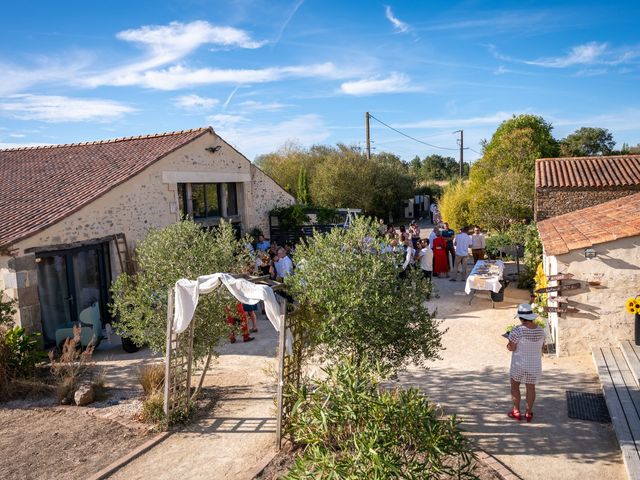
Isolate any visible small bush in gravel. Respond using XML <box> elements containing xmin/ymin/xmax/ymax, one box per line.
<box><xmin>141</xmin><ymin>391</ymin><xmax>165</xmax><ymax>424</ymax></box>
<box><xmin>284</xmin><ymin>355</ymin><xmax>475</xmax><ymax>480</ymax></box>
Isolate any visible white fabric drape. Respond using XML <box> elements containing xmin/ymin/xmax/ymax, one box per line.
<box><xmin>173</xmin><ymin>273</ymin><xmax>282</xmax><ymax>334</ymax></box>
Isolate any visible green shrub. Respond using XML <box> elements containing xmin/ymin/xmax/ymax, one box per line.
<box><xmin>270</xmin><ymin>204</ymin><xmax>311</xmax><ymax>230</ymax></box>
<box><xmin>518</xmin><ymin>224</ymin><xmax>543</xmax><ymax>289</ymax></box>
<box><xmin>284</xmin><ymin>356</ymin><xmax>475</xmax><ymax>479</ymax></box>
<box><xmin>110</xmin><ymin>219</ymin><xmax>247</xmax><ymax>362</ymax></box>
<box><xmin>4</xmin><ymin>326</ymin><xmax>43</xmax><ymax>377</ymax></box>
<box><xmin>286</xmin><ymin>217</ymin><xmax>441</xmax><ymax>373</ymax></box>
<box><xmin>485</xmin><ymin>232</ymin><xmax>511</xmax><ymax>259</ymax></box>
<box><xmin>0</xmin><ymin>291</ymin><xmax>43</xmax><ymax>385</ymax></box>
<box><xmin>141</xmin><ymin>391</ymin><xmax>166</xmax><ymax>424</ymax></box>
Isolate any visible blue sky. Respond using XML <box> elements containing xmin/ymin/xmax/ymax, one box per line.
<box><xmin>0</xmin><ymin>0</ymin><xmax>639</xmax><ymax>161</ymax></box>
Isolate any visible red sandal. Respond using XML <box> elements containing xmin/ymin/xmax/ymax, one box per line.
<box><xmin>508</xmin><ymin>409</ymin><xmax>522</xmax><ymax>421</ymax></box>
<box><xmin>525</xmin><ymin>412</ymin><xmax>533</xmax><ymax>423</ymax></box>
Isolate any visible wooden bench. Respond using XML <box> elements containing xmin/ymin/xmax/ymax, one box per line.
<box><xmin>592</xmin><ymin>346</ymin><xmax>640</xmax><ymax>480</ymax></box>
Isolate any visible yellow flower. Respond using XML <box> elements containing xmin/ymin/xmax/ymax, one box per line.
<box><xmin>626</xmin><ymin>298</ymin><xmax>637</xmax><ymax>314</ymax></box>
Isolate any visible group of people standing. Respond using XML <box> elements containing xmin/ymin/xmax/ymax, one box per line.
<box><xmin>231</xmin><ymin>234</ymin><xmax>296</xmax><ymax>343</ymax></box>
<box><xmin>384</xmin><ymin>215</ymin><xmax>486</xmax><ymax>283</ymax></box>
<box><xmin>428</xmin><ymin>223</ymin><xmax>486</xmax><ymax>280</ymax></box>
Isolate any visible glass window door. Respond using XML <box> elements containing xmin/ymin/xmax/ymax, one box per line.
<box><xmin>37</xmin><ymin>243</ymin><xmax>111</xmax><ymax>347</ymax></box>
<box><xmin>37</xmin><ymin>255</ymin><xmax>72</xmax><ymax>346</ymax></box>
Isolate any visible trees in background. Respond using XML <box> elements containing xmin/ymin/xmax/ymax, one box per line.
<box><xmin>257</xmin><ymin>144</ymin><xmax>414</xmax><ymax>220</ymax></box>
<box><xmin>421</xmin><ymin>154</ymin><xmax>468</xmax><ymax>181</ymax></box>
<box><xmin>560</xmin><ymin>127</ymin><xmax>616</xmax><ymax>156</ymax></box>
<box><xmin>441</xmin><ymin>114</ymin><xmax>558</xmax><ymax>231</ymax></box>
<box><xmin>257</xmin><ymin>117</ymin><xmax>636</xmax><ymax>229</ymax></box>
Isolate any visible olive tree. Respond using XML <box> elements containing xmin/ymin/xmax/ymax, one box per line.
<box><xmin>110</xmin><ymin>219</ymin><xmax>249</xmax><ymax>369</ymax></box>
<box><xmin>286</xmin><ymin>217</ymin><xmax>442</xmax><ymax>373</ymax></box>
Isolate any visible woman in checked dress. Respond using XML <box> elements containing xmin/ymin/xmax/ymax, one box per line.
<box><xmin>507</xmin><ymin>303</ymin><xmax>546</xmax><ymax>423</ymax></box>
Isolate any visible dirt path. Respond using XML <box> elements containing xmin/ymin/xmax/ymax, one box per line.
<box><xmin>397</xmin><ymin>264</ymin><xmax>626</xmax><ymax>480</ymax></box>
<box><xmin>110</xmin><ymin>314</ymin><xmax>278</xmax><ymax>480</ymax></box>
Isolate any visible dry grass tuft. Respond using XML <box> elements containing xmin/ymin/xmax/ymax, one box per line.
<box><xmin>49</xmin><ymin>325</ymin><xmax>96</xmax><ymax>404</ymax></box>
<box><xmin>138</xmin><ymin>363</ymin><xmax>164</xmax><ymax>396</ymax></box>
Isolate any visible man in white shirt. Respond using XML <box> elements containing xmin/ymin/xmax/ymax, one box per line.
<box><xmin>400</xmin><ymin>238</ymin><xmax>415</xmax><ymax>278</ymax></box>
<box><xmin>471</xmin><ymin>226</ymin><xmax>486</xmax><ymax>263</ymax></box>
<box><xmin>275</xmin><ymin>247</ymin><xmax>294</xmax><ymax>279</ymax></box>
<box><xmin>451</xmin><ymin>227</ymin><xmax>473</xmax><ymax>281</ymax></box>
<box><xmin>418</xmin><ymin>239</ymin><xmax>433</xmax><ymax>281</ymax></box>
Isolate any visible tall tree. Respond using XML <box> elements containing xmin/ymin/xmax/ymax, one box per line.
<box><xmin>560</xmin><ymin>127</ymin><xmax>616</xmax><ymax>156</ymax></box>
<box><xmin>440</xmin><ymin>114</ymin><xmax>558</xmax><ymax>230</ymax></box>
<box><xmin>296</xmin><ymin>167</ymin><xmax>309</xmax><ymax>204</ymax></box>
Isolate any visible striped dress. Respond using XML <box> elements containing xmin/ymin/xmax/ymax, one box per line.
<box><xmin>509</xmin><ymin>325</ymin><xmax>545</xmax><ymax>384</ymax></box>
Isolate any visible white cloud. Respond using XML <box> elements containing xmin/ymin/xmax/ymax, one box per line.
<box><xmin>490</xmin><ymin>41</ymin><xmax>640</xmax><ymax>69</ymax></box>
<box><xmin>0</xmin><ymin>54</ymin><xmax>92</xmax><ymax>95</ymax></box>
<box><xmin>550</xmin><ymin>109</ymin><xmax>640</xmax><ymax>133</ymax></box>
<box><xmin>211</xmin><ymin>114</ymin><xmax>330</xmax><ymax>159</ymax></box>
<box><xmin>117</xmin><ymin>21</ymin><xmax>264</xmax><ymax>64</ymax></box>
<box><xmin>237</xmin><ymin>100</ymin><xmax>290</xmax><ymax>111</ymax></box>
<box><xmin>206</xmin><ymin>113</ymin><xmax>246</xmax><ymax>128</ymax></box>
<box><xmin>340</xmin><ymin>73</ymin><xmax>416</xmax><ymax>95</ymax></box>
<box><xmin>91</xmin><ymin>62</ymin><xmax>348</xmax><ymax>90</ymax></box>
<box><xmin>82</xmin><ymin>20</ymin><xmax>266</xmax><ymax>88</ymax></box>
<box><xmin>173</xmin><ymin>94</ymin><xmax>219</xmax><ymax>110</ymax></box>
<box><xmin>385</xmin><ymin>6</ymin><xmax>409</xmax><ymax>33</ymax></box>
<box><xmin>525</xmin><ymin>42</ymin><xmax>609</xmax><ymax>68</ymax></box>
<box><xmin>395</xmin><ymin>112</ymin><xmax>514</xmax><ymax>129</ymax></box>
<box><xmin>0</xmin><ymin>94</ymin><xmax>135</xmax><ymax>122</ymax></box>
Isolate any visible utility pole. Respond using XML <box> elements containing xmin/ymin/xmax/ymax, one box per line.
<box><xmin>454</xmin><ymin>129</ymin><xmax>464</xmax><ymax>178</ymax></box>
<box><xmin>365</xmin><ymin>111</ymin><xmax>371</xmax><ymax>160</ymax></box>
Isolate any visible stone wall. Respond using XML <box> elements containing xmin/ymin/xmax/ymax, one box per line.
<box><xmin>535</xmin><ymin>186</ymin><xmax>640</xmax><ymax>221</ymax></box>
<box><xmin>3</xmin><ymin>130</ymin><xmax>294</xmax><ymax>332</ymax></box>
<box><xmin>548</xmin><ymin>236</ymin><xmax>640</xmax><ymax>356</ymax></box>
<box><xmin>247</xmin><ymin>165</ymin><xmax>295</xmax><ymax>236</ymax></box>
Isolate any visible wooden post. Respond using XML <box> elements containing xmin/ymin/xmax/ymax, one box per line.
<box><xmin>163</xmin><ymin>288</ymin><xmax>174</xmax><ymax>417</ymax></box>
<box><xmin>185</xmin><ymin>317</ymin><xmax>195</xmax><ymax>409</ymax></box>
<box><xmin>275</xmin><ymin>295</ymin><xmax>288</xmax><ymax>450</ymax></box>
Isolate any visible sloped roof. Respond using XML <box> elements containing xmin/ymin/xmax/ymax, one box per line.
<box><xmin>535</xmin><ymin>155</ymin><xmax>640</xmax><ymax>188</ymax></box>
<box><xmin>538</xmin><ymin>191</ymin><xmax>640</xmax><ymax>256</ymax></box>
<box><xmin>0</xmin><ymin>128</ymin><xmax>211</xmax><ymax>248</ymax></box>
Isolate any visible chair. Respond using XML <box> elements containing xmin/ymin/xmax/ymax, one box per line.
<box><xmin>54</xmin><ymin>302</ymin><xmax>103</xmax><ymax>348</ymax></box>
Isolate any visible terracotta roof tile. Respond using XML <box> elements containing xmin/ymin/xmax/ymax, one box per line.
<box><xmin>538</xmin><ymin>192</ymin><xmax>640</xmax><ymax>256</ymax></box>
<box><xmin>0</xmin><ymin>128</ymin><xmax>211</xmax><ymax>247</ymax></box>
<box><xmin>535</xmin><ymin>155</ymin><xmax>640</xmax><ymax>188</ymax></box>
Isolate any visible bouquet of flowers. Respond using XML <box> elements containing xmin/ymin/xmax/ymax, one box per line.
<box><xmin>625</xmin><ymin>295</ymin><xmax>640</xmax><ymax>315</ymax></box>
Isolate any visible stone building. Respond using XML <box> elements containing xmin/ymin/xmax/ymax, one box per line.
<box><xmin>537</xmin><ymin>192</ymin><xmax>640</xmax><ymax>355</ymax></box>
<box><xmin>0</xmin><ymin>127</ymin><xmax>294</xmax><ymax>345</ymax></box>
<box><xmin>534</xmin><ymin>155</ymin><xmax>640</xmax><ymax>221</ymax></box>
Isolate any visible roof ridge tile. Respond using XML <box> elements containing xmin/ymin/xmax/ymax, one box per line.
<box><xmin>0</xmin><ymin>127</ymin><xmax>210</xmax><ymax>152</ymax></box>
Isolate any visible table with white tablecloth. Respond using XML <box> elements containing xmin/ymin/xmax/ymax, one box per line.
<box><xmin>465</xmin><ymin>260</ymin><xmax>505</xmax><ymax>296</ymax></box>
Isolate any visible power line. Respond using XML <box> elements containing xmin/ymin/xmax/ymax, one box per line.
<box><xmin>368</xmin><ymin>114</ymin><xmax>461</xmax><ymax>151</ymax></box>
<box><xmin>467</xmin><ymin>147</ymin><xmax>482</xmax><ymax>155</ymax></box>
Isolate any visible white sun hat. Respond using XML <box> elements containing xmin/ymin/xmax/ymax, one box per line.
<box><xmin>515</xmin><ymin>303</ymin><xmax>538</xmax><ymax>321</ymax></box>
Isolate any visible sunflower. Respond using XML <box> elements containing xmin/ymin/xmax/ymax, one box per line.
<box><xmin>626</xmin><ymin>298</ymin><xmax>638</xmax><ymax>315</ymax></box>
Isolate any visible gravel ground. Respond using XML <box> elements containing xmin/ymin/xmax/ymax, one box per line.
<box><xmin>0</xmin><ymin>406</ymin><xmax>150</xmax><ymax>480</ymax></box>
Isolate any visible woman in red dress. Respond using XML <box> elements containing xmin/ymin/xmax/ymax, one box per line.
<box><xmin>432</xmin><ymin>231</ymin><xmax>449</xmax><ymax>277</ymax></box>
